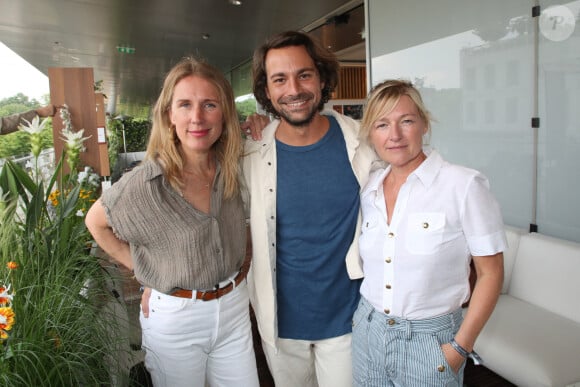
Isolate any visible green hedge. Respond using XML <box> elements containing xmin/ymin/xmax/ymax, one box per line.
<box><xmin>109</xmin><ymin>118</ymin><xmax>150</xmax><ymax>153</ymax></box>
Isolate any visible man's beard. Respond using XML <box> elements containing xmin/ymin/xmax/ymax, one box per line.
<box><xmin>274</xmin><ymin>93</ymin><xmax>319</xmax><ymax>127</ymax></box>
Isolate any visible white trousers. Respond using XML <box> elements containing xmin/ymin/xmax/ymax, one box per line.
<box><xmin>262</xmin><ymin>333</ymin><xmax>353</xmax><ymax>387</ymax></box>
<box><xmin>140</xmin><ymin>281</ymin><xmax>259</xmax><ymax>387</ymax></box>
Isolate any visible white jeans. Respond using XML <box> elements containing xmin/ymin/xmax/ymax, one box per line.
<box><xmin>140</xmin><ymin>281</ymin><xmax>259</xmax><ymax>387</ymax></box>
<box><xmin>262</xmin><ymin>333</ymin><xmax>353</xmax><ymax>387</ymax></box>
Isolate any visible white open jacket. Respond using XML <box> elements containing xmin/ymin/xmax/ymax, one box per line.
<box><xmin>241</xmin><ymin>110</ymin><xmax>378</xmax><ymax>350</ymax></box>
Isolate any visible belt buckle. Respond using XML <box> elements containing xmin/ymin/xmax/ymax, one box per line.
<box><xmin>198</xmin><ymin>284</ymin><xmax>219</xmax><ymax>301</ymax></box>
<box><xmin>197</xmin><ymin>289</ymin><xmax>211</xmax><ymax>301</ymax></box>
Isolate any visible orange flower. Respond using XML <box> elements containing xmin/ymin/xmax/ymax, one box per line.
<box><xmin>0</xmin><ymin>285</ymin><xmax>12</xmax><ymax>305</ymax></box>
<box><xmin>48</xmin><ymin>189</ymin><xmax>61</xmax><ymax>206</ymax></box>
<box><xmin>0</xmin><ymin>306</ymin><xmax>15</xmax><ymax>332</ymax></box>
<box><xmin>79</xmin><ymin>189</ymin><xmax>93</xmax><ymax>200</ymax></box>
<box><xmin>7</xmin><ymin>261</ymin><xmax>18</xmax><ymax>270</ymax></box>
<box><xmin>48</xmin><ymin>329</ymin><xmax>62</xmax><ymax>348</ymax></box>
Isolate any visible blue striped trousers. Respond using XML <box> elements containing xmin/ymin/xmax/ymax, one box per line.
<box><xmin>352</xmin><ymin>296</ymin><xmax>465</xmax><ymax>387</ymax></box>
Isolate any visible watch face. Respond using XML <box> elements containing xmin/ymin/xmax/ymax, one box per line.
<box><xmin>539</xmin><ymin>5</ymin><xmax>576</xmax><ymax>42</ymax></box>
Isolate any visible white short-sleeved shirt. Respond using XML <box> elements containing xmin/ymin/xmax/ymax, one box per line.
<box><xmin>359</xmin><ymin>149</ymin><xmax>507</xmax><ymax>319</ymax></box>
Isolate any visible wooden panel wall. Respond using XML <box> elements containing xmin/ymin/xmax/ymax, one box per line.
<box><xmin>95</xmin><ymin>93</ymin><xmax>110</xmax><ymax>176</ymax></box>
<box><xmin>333</xmin><ymin>66</ymin><xmax>367</xmax><ymax>100</ymax></box>
<box><xmin>48</xmin><ymin>67</ymin><xmax>109</xmax><ymax>176</ymax></box>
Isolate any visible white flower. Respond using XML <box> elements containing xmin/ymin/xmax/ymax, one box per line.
<box><xmin>77</xmin><ymin>166</ymin><xmax>100</xmax><ymax>188</ymax></box>
<box><xmin>60</xmin><ymin>104</ymin><xmax>72</xmax><ymax>131</ymax></box>
<box><xmin>77</xmin><ymin>168</ymin><xmax>89</xmax><ymax>184</ymax></box>
<box><xmin>76</xmin><ymin>210</ymin><xmax>85</xmax><ymax>217</ymax></box>
<box><xmin>61</xmin><ymin>127</ymin><xmax>91</xmax><ymax>153</ymax></box>
<box><xmin>18</xmin><ymin>115</ymin><xmax>49</xmax><ymax>135</ymax></box>
<box><xmin>20</xmin><ymin>115</ymin><xmax>49</xmax><ymax>158</ymax></box>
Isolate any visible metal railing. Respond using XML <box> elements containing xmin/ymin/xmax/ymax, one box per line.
<box><xmin>0</xmin><ymin>148</ymin><xmax>56</xmax><ymax>182</ymax></box>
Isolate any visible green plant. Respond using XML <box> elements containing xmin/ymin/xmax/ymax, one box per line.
<box><xmin>235</xmin><ymin>97</ymin><xmax>258</xmax><ymax>121</ymax></box>
<box><xmin>0</xmin><ymin>115</ymin><xmax>130</xmax><ymax>386</ymax></box>
<box><xmin>0</xmin><ymin>97</ymin><xmax>54</xmax><ymax>159</ymax></box>
<box><xmin>123</xmin><ymin>119</ymin><xmax>150</xmax><ymax>153</ymax></box>
<box><xmin>106</xmin><ymin>116</ymin><xmax>122</xmax><ymax>171</ymax></box>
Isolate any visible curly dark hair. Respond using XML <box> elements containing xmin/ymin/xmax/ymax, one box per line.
<box><xmin>252</xmin><ymin>31</ymin><xmax>339</xmax><ymax>117</ymax></box>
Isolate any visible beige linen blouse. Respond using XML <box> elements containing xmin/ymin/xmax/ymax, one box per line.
<box><xmin>101</xmin><ymin>160</ymin><xmax>246</xmax><ymax>293</ymax></box>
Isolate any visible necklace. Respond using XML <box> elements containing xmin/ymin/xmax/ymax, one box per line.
<box><xmin>182</xmin><ymin>169</ymin><xmax>214</xmax><ymax>191</ymax></box>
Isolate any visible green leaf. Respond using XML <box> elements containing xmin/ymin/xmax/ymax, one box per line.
<box><xmin>0</xmin><ymin>160</ymin><xmax>34</xmax><ymax>207</ymax></box>
<box><xmin>60</xmin><ymin>184</ymin><xmax>81</xmax><ymax>220</ymax></box>
<box><xmin>25</xmin><ymin>181</ymin><xmax>45</xmax><ymax>239</ymax></box>
<box><xmin>6</xmin><ymin>159</ymin><xmax>37</xmax><ymax>193</ymax></box>
<box><xmin>44</xmin><ymin>153</ymin><xmax>65</xmax><ymax>204</ymax></box>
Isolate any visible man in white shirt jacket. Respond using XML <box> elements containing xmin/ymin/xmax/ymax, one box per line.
<box><xmin>242</xmin><ymin>30</ymin><xmax>376</xmax><ymax>387</ymax></box>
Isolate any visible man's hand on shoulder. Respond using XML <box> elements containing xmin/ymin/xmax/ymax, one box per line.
<box><xmin>36</xmin><ymin>104</ymin><xmax>57</xmax><ymax>118</ymax></box>
<box><xmin>241</xmin><ymin>113</ymin><xmax>270</xmax><ymax>141</ymax></box>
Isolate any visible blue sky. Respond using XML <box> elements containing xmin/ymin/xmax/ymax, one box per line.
<box><xmin>0</xmin><ymin>42</ymin><xmax>49</xmax><ymax>102</ymax></box>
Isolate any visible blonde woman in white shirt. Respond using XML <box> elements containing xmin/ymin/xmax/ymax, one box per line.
<box><xmin>352</xmin><ymin>79</ymin><xmax>506</xmax><ymax>387</ymax></box>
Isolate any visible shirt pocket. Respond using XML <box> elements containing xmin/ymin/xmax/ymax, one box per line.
<box><xmin>361</xmin><ymin>215</ymin><xmax>380</xmax><ymax>233</ymax></box>
<box><xmin>359</xmin><ymin>215</ymin><xmax>381</xmax><ymax>257</ymax></box>
<box><xmin>405</xmin><ymin>212</ymin><xmax>446</xmax><ymax>255</ymax></box>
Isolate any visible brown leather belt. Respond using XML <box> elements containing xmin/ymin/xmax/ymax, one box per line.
<box><xmin>170</xmin><ymin>266</ymin><xmax>248</xmax><ymax>301</ymax></box>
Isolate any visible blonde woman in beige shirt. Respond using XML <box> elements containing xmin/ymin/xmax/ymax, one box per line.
<box><xmin>85</xmin><ymin>57</ymin><xmax>259</xmax><ymax>387</ymax></box>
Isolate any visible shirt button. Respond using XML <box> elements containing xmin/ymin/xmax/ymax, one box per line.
<box><xmin>437</xmin><ymin>365</ymin><xmax>445</xmax><ymax>372</ymax></box>
<box><xmin>387</xmin><ymin>318</ymin><xmax>395</xmax><ymax>325</ymax></box>
<box><xmin>423</xmin><ymin>222</ymin><xmax>429</xmax><ymax>229</ymax></box>
<box><xmin>385</xmin><ymin>284</ymin><xmax>391</xmax><ymax>289</ymax></box>
<box><xmin>385</xmin><ymin>257</ymin><xmax>391</xmax><ymax>263</ymax></box>
<box><xmin>388</xmin><ymin>232</ymin><xmax>394</xmax><ymax>238</ymax></box>
<box><xmin>384</xmin><ymin>309</ymin><xmax>390</xmax><ymax>314</ymax></box>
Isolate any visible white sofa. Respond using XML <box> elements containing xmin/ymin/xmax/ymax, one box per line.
<box><xmin>469</xmin><ymin>226</ymin><xmax>580</xmax><ymax>387</ymax></box>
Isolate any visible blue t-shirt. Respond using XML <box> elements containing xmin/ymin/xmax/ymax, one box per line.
<box><xmin>275</xmin><ymin>115</ymin><xmax>361</xmax><ymax>340</ymax></box>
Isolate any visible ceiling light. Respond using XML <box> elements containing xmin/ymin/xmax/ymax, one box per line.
<box><xmin>228</xmin><ymin>0</ymin><xmax>242</xmax><ymax>5</ymax></box>
<box><xmin>202</xmin><ymin>33</ymin><xmax>210</xmax><ymax>40</ymax></box>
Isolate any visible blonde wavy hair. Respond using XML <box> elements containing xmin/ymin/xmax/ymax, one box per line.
<box><xmin>145</xmin><ymin>57</ymin><xmax>242</xmax><ymax>198</ymax></box>
<box><xmin>360</xmin><ymin>79</ymin><xmax>432</xmax><ymax>145</ymax></box>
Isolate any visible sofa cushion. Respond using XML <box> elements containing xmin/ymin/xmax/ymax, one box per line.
<box><xmin>509</xmin><ymin>232</ymin><xmax>580</xmax><ymax>323</ymax></box>
<box><xmin>475</xmin><ymin>295</ymin><xmax>580</xmax><ymax>387</ymax></box>
<box><xmin>501</xmin><ymin>226</ymin><xmax>525</xmax><ymax>294</ymax></box>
